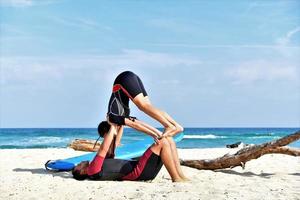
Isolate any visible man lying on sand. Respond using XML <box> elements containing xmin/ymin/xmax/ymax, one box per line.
<box><xmin>72</xmin><ymin>71</ymin><xmax>188</xmax><ymax>182</ymax></box>
<box><xmin>72</xmin><ymin>124</ymin><xmax>186</xmax><ymax>181</ymax></box>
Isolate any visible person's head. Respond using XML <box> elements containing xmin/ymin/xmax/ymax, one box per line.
<box><xmin>98</xmin><ymin>121</ymin><xmax>111</xmax><ymax>137</ymax></box>
<box><xmin>72</xmin><ymin>161</ymin><xmax>89</xmax><ymax>180</ymax></box>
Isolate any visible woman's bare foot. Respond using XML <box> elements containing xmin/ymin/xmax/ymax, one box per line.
<box><xmin>163</xmin><ymin>125</ymin><xmax>177</xmax><ymax>136</ymax></box>
<box><xmin>164</xmin><ymin>124</ymin><xmax>184</xmax><ymax>137</ymax></box>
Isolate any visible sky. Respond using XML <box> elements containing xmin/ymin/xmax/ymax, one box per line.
<box><xmin>0</xmin><ymin>0</ymin><xmax>299</xmax><ymax>128</ymax></box>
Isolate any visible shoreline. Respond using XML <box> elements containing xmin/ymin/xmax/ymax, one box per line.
<box><xmin>0</xmin><ymin>148</ymin><xmax>299</xmax><ymax>200</ymax></box>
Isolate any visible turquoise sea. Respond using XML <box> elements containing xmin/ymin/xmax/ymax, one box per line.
<box><xmin>0</xmin><ymin>128</ymin><xmax>299</xmax><ymax>149</ymax></box>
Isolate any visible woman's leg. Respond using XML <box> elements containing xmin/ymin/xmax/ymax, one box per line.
<box><xmin>145</xmin><ymin>96</ymin><xmax>184</xmax><ymax>136</ymax></box>
<box><xmin>125</xmin><ymin>118</ymin><xmax>161</xmax><ymax>143</ymax></box>
<box><xmin>134</xmin><ymin>119</ymin><xmax>163</xmax><ymax>136</ymax></box>
<box><xmin>133</xmin><ymin>94</ymin><xmax>182</xmax><ymax>136</ymax></box>
<box><xmin>150</xmin><ymin>138</ymin><xmax>183</xmax><ymax>182</ymax></box>
<box><xmin>161</xmin><ymin>111</ymin><xmax>184</xmax><ymax>136</ymax></box>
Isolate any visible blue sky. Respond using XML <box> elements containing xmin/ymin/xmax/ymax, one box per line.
<box><xmin>0</xmin><ymin>0</ymin><xmax>299</xmax><ymax>128</ymax></box>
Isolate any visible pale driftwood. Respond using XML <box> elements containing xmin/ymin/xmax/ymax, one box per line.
<box><xmin>68</xmin><ymin>139</ymin><xmax>100</xmax><ymax>152</ymax></box>
<box><xmin>180</xmin><ymin>130</ymin><xmax>300</xmax><ymax>170</ymax></box>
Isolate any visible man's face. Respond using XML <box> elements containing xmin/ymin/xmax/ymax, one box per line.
<box><xmin>74</xmin><ymin>161</ymin><xmax>89</xmax><ymax>174</ymax></box>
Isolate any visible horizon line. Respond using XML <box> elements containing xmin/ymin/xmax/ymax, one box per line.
<box><xmin>1</xmin><ymin>127</ymin><xmax>299</xmax><ymax>129</ymax></box>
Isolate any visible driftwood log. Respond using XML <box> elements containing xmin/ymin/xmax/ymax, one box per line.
<box><xmin>180</xmin><ymin>130</ymin><xmax>300</xmax><ymax>170</ymax></box>
<box><xmin>68</xmin><ymin>139</ymin><xmax>100</xmax><ymax>152</ymax></box>
<box><xmin>68</xmin><ymin>130</ymin><xmax>300</xmax><ymax>170</ymax></box>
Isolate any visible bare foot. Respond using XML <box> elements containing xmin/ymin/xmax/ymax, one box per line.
<box><xmin>181</xmin><ymin>176</ymin><xmax>191</xmax><ymax>182</ymax></box>
<box><xmin>172</xmin><ymin>178</ymin><xmax>186</xmax><ymax>182</ymax></box>
<box><xmin>163</xmin><ymin>125</ymin><xmax>177</xmax><ymax>137</ymax></box>
<box><xmin>164</xmin><ymin>124</ymin><xmax>184</xmax><ymax>137</ymax></box>
<box><xmin>175</xmin><ymin>124</ymin><xmax>184</xmax><ymax>134</ymax></box>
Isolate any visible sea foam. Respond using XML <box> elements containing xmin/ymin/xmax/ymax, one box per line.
<box><xmin>183</xmin><ymin>134</ymin><xmax>227</xmax><ymax>139</ymax></box>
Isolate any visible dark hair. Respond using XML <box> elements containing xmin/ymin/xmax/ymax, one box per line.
<box><xmin>98</xmin><ymin>121</ymin><xmax>111</xmax><ymax>137</ymax></box>
<box><xmin>72</xmin><ymin>168</ymin><xmax>88</xmax><ymax>181</ymax></box>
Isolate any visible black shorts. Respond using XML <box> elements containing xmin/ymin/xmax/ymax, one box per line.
<box><xmin>121</xmin><ymin>147</ymin><xmax>163</xmax><ymax>181</ymax></box>
<box><xmin>107</xmin><ymin>71</ymin><xmax>147</xmax><ymax>125</ymax></box>
<box><xmin>108</xmin><ymin>114</ymin><xmax>136</xmax><ymax>126</ymax></box>
<box><xmin>113</xmin><ymin>71</ymin><xmax>148</xmax><ymax>99</ymax></box>
<box><xmin>88</xmin><ymin>159</ymin><xmax>137</xmax><ymax>181</ymax></box>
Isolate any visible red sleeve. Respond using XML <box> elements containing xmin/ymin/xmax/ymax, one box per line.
<box><xmin>87</xmin><ymin>155</ymin><xmax>104</xmax><ymax>176</ymax></box>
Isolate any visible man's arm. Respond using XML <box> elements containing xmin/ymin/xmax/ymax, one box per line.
<box><xmin>87</xmin><ymin>125</ymin><xmax>117</xmax><ymax>176</ymax></box>
<box><xmin>97</xmin><ymin>125</ymin><xmax>117</xmax><ymax>157</ymax></box>
<box><xmin>115</xmin><ymin>126</ymin><xmax>123</xmax><ymax>147</ymax></box>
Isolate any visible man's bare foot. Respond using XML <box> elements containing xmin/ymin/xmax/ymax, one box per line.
<box><xmin>181</xmin><ymin>176</ymin><xmax>191</xmax><ymax>182</ymax></box>
<box><xmin>172</xmin><ymin>178</ymin><xmax>186</xmax><ymax>182</ymax></box>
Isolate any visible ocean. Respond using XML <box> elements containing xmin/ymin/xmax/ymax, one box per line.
<box><xmin>0</xmin><ymin>128</ymin><xmax>299</xmax><ymax>149</ymax></box>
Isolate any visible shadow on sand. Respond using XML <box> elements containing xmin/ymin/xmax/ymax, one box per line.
<box><xmin>13</xmin><ymin>168</ymin><xmax>73</xmax><ymax>179</ymax></box>
<box><xmin>215</xmin><ymin>169</ymin><xmax>299</xmax><ymax>178</ymax></box>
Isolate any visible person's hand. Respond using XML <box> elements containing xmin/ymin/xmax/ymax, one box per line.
<box><xmin>153</xmin><ymin>135</ymin><xmax>160</xmax><ymax>145</ymax></box>
<box><xmin>157</xmin><ymin>134</ymin><xmax>164</xmax><ymax>140</ymax></box>
<box><xmin>162</xmin><ymin>132</ymin><xmax>173</xmax><ymax>138</ymax></box>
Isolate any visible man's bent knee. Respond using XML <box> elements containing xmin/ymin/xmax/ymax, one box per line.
<box><xmin>150</xmin><ymin>143</ymin><xmax>162</xmax><ymax>155</ymax></box>
<box><xmin>160</xmin><ymin>137</ymin><xmax>170</xmax><ymax>147</ymax></box>
<box><xmin>166</xmin><ymin>136</ymin><xmax>175</xmax><ymax>144</ymax></box>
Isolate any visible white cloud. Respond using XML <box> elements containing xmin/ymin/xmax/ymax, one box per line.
<box><xmin>276</xmin><ymin>26</ymin><xmax>300</xmax><ymax>46</ymax></box>
<box><xmin>48</xmin><ymin>16</ymin><xmax>112</xmax><ymax>31</ymax></box>
<box><xmin>0</xmin><ymin>49</ymin><xmax>202</xmax><ymax>87</ymax></box>
<box><xmin>0</xmin><ymin>0</ymin><xmax>32</xmax><ymax>7</ymax></box>
<box><xmin>148</xmin><ymin>43</ymin><xmax>300</xmax><ymax>49</ymax></box>
<box><xmin>0</xmin><ymin>0</ymin><xmax>56</xmax><ymax>7</ymax></box>
<box><xmin>226</xmin><ymin>60</ymin><xmax>299</xmax><ymax>85</ymax></box>
<box><xmin>273</xmin><ymin>27</ymin><xmax>300</xmax><ymax>57</ymax></box>
<box><xmin>49</xmin><ymin>16</ymin><xmax>96</xmax><ymax>29</ymax></box>
<box><xmin>148</xmin><ymin>18</ymin><xmax>194</xmax><ymax>33</ymax></box>
<box><xmin>0</xmin><ymin>57</ymin><xmax>62</xmax><ymax>87</ymax></box>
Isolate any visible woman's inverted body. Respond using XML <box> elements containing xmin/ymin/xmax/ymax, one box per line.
<box><xmin>107</xmin><ymin>71</ymin><xmax>183</xmax><ymax>137</ymax></box>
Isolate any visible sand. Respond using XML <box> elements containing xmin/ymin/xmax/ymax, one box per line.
<box><xmin>0</xmin><ymin>148</ymin><xmax>299</xmax><ymax>200</ymax></box>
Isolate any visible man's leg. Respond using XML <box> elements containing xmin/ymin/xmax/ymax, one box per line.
<box><xmin>165</xmin><ymin>136</ymin><xmax>189</xmax><ymax>180</ymax></box>
<box><xmin>150</xmin><ymin>138</ymin><xmax>183</xmax><ymax>182</ymax></box>
<box><xmin>133</xmin><ymin>94</ymin><xmax>181</xmax><ymax>136</ymax></box>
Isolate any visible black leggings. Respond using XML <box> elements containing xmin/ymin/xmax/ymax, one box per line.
<box><xmin>113</xmin><ymin>71</ymin><xmax>148</xmax><ymax>99</ymax></box>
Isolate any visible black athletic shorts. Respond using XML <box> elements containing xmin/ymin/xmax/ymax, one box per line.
<box><xmin>88</xmin><ymin>159</ymin><xmax>137</xmax><ymax>181</ymax></box>
<box><xmin>121</xmin><ymin>147</ymin><xmax>163</xmax><ymax>181</ymax></box>
<box><xmin>107</xmin><ymin>71</ymin><xmax>148</xmax><ymax>125</ymax></box>
<box><xmin>113</xmin><ymin>71</ymin><xmax>148</xmax><ymax>99</ymax></box>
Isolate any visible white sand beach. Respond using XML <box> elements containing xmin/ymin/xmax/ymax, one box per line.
<box><xmin>0</xmin><ymin>148</ymin><xmax>299</xmax><ymax>200</ymax></box>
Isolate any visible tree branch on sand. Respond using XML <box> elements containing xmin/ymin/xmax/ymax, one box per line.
<box><xmin>180</xmin><ymin>130</ymin><xmax>300</xmax><ymax>170</ymax></box>
<box><xmin>68</xmin><ymin>139</ymin><xmax>100</xmax><ymax>152</ymax></box>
